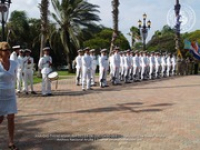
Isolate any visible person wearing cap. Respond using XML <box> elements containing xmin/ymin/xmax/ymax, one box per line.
<box><xmin>149</xmin><ymin>51</ymin><xmax>156</xmax><ymax>79</ymax></box>
<box><xmin>123</xmin><ymin>50</ymin><xmax>131</xmax><ymax>83</ymax></box>
<box><xmin>146</xmin><ymin>51</ymin><xmax>150</xmax><ymax>79</ymax></box>
<box><xmin>81</xmin><ymin>47</ymin><xmax>93</xmax><ymax>91</ymax></box>
<box><xmin>99</xmin><ymin>49</ymin><xmax>109</xmax><ymax>88</ymax></box>
<box><xmin>75</xmin><ymin>49</ymin><xmax>83</xmax><ymax>86</ymax></box>
<box><xmin>23</xmin><ymin>49</ymin><xmax>36</xmax><ymax>94</ymax></box>
<box><xmin>38</xmin><ymin>47</ymin><xmax>52</xmax><ymax>96</ymax></box>
<box><xmin>89</xmin><ymin>49</ymin><xmax>97</xmax><ymax>86</ymax></box>
<box><xmin>10</xmin><ymin>45</ymin><xmax>20</xmax><ymax>62</ymax></box>
<box><xmin>155</xmin><ymin>52</ymin><xmax>160</xmax><ymax>78</ymax></box>
<box><xmin>16</xmin><ymin>49</ymin><xmax>25</xmax><ymax>93</ymax></box>
<box><xmin>129</xmin><ymin>51</ymin><xmax>134</xmax><ymax>81</ymax></box>
<box><xmin>112</xmin><ymin>47</ymin><xmax>121</xmax><ymax>85</ymax></box>
<box><xmin>119</xmin><ymin>51</ymin><xmax>125</xmax><ymax>81</ymax></box>
<box><xmin>0</xmin><ymin>42</ymin><xmax>20</xmax><ymax>150</ymax></box>
<box><xmin>140</xmin><ymin>51</ymin><xmax>147</xmax><ymax>80</ymax></box>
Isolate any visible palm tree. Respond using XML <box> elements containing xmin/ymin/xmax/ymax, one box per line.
<box><xmin>51</xmin><ymin>0</ymin><xmax>100</xmax><ymax>72</ymax></box>
<box><xmin>39</xmin><ymin>0</ymin><xmax>49</xmax><ymax>58</ymax></box>
<box><xmin>129</xmin><ymin>26</ymin><xmax>141</xmax><ymax>49</ymax></box>
<box><xmin>109</xmin><ymin>0</ymin><xmax>120</xmax><ymax>55</ymax></box>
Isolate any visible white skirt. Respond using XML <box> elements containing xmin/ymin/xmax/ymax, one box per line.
<box><xmin>0</xmin><ymin>98</ymin><xmax>17</xmax><ymax>116</ymax></box>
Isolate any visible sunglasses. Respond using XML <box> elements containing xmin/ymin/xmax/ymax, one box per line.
<box><xmin>0</xmin><ymin>49</ymin><xmax>11</xmax><ymax>51</ymax></box>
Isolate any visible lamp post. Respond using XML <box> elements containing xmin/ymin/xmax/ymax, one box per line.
<box><xmin>0</xmin><ymin>0</ymin><xmax>11</xmax><ymax>41</ymax></box>
<box><xmin>138</xmin><ymin>13</ymin><xmax>151</xmax><ymax>50</ymax></box>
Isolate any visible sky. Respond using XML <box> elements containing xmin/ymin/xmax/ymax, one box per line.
<box><xmin>8</xmin><ymin>0</ymin><xmax>200</xmax><ymax>43</ymax></box>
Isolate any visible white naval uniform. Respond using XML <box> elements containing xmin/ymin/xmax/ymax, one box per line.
<box><xmin>149</xmin><ymin>55</ymin><xmax>155</xmax><ymax>79</ymax></box>
<box><xmin>161</xmin><ymin>56</ymin><xmax>167</xmax><ymax>77</ymax></box>
<box><xmin>166</xmin><ymin>56</ymin><xmax>172</xmax><ymax>77</ymax></box>
<box><xmin>140</xmin><ymin>55</ymin><xmax>147</xmax><ymax>80</ymax></box>
<box><xmin>120</xmin><ymin>55</ymin><xmax>125</xmax><ymax>80</ymax></box>
<box><xmin>133</xmin><ymin>55</ymin><xmax>140</xmax><ymax>81</ymax></box>
<box><xmin>113</xmin><ymin>53</ymin><xmax>121</xmax><ymax>84</ymax></box>
<box><xmin>155</xmin><ymin>56</ymin><xmax>159</xmax><ymax>78</ymax></box>
<box><xmin>171</xmin><ymin>56</ymin><xmax>176</xmax><ymax>76</ymax></box>
<box><xmin>90</xmin><ymin>55</ymin><xmax>97</xmax><ymax>85</ymax></box>
<box><xmin>38</xmin><ymin>55</ymin><xmax>52</xmax><ymax>95</ymax></box>
<box><xmin>99</xmin><ymin>55</ymin><xmax>109</xmax><ymax>87</ymax></box>
<box><xmin>81</xmin><ymin>53</ymin><xmax>92</xmax><ymax>90</ymax></box>
<box><xmin>109</xmin><ymin>55</ymin><xmax>114</xmax><ymax>80</ymax></box>
<box><xmin>75</xmin><ymin>55</ymin><xmax>82</xmax><ymax>85</ymax></box>
<box><xmin>124</xmin><ymin>55</ymin><xmax>131</xmax><ymax>82</ymax></box>
<box><xmin>23</xmin><ymin>56</ymin><xmax>34</xmax><ymax>92</ymax></box>
<box><xmin>16</xmin><ymin>56</ymin><xmax>25</xmax><ymax>92</ymax></box>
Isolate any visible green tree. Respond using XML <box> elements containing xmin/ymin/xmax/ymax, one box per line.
<box><xmin>51</xmin><ymin>0</ymin><xmax>100</xmax><ymax>72</ymax></box>
<box><xmin>129</xmin><ymin>26</ymin><xmax>141</xmax><ymax>49</ymax></box>
<box><xmin>83</xmin><ymin>28</ymin><xmax>130</xmax><ymax>51</ymax></box>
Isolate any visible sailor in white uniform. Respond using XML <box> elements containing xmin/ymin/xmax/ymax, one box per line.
<box><xmin>16</xmin><ymin>49</ymin><xmax>25</xmax><ymax>93</ymax></box>
<box><xmin>10</xmin><ymin>45</ymin><xmax>20</xmax><ymax>63</ymax></box>
<box><xmin>38</xmin><ymin>47</ymin><xmax>52</xmax><ymax>96</ymax></box>
<box><xmin>133</xmin><ymin>50</ymin><xmax>140</xmax><ymax>81</ymax></box>
<box><xmin>112</xmin><ymin>47</ymin><xmax>121</xmax><ymax>85</ymax></box>
<box><xmin>140</xmin><ymin>51</ymin><xmax>147</xmax><ymax>80</ymax></box>
<box><xmin>99</xmin><ymin>49</ymin><xmax>109</xmax><ymax>88</ymax></box>
<box><xmin>166</xmin><ymin>53</ymin><xmax>172</xmax><ymax>77</ymax></box>
<box><xmin>23</xmin><ymin>49</ymin><xmax>36</xmax><ymax>94</ymax></box>
<box><xmin>119</xmin><ymin>51</ymin><xmax>124</xmax><ymax>81</ymax></box>
<box><xmin>90</xmin><ymin>49</ymin><xmax>97</xmax><ymax>86</ymax></box>
<box><xmin>75</xmin><ymin>49</ymin><xmax>83</xmax><ymax>86</ymax></box>
<box><xmin>81</xmin><ymin>47</ymin><xmax>92</xmax><ymax>91</ymax></box>
<box><xmin>161</xmin><ymin>52</ymin><xmax>167</xmax><ymax>77</ymax></box>
<box><xmin>149</xmin><ymin>51</ymin><xmax>156</xmax><ymax>79</ymax></box>
<box><xmin>171</xmin><ymin>53</ymin><xmax>177</xmax><ymax>76</ymax></box>
<box><xmin>109</xmin><ymin>51</ymin><xmax>114</xmax><ymax>81</ymax></box>
<box><xmin>124</xmin><ymin>50</ymin><xmax>131</xmax><ymax>83</ymax></box>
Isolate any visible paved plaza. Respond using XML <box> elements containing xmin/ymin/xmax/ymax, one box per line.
<box><xmin>0</xmin><ymin>75</ymin><xmax>200</xmax><ymax>150</ymax></box>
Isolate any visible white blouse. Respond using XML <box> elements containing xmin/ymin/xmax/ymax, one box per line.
<box><xmin>0</xmin><ymin>60</ymin><xmax>18</xmax><ymax>100</ymax></box>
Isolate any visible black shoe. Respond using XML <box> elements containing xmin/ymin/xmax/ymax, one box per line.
<box><xmin>82</xmin><ymin>89</ymin><xmax>86</xmax><ymax>91</ymax></box>
<box><xmin>87</xmin><ymin>88</ymin><xmax>93</xmax><ymax>90</ymax></box>
<box><xmin>47</xmin><ymin>93</ymin><xmax>53</xmax><ymax>96</ymax></box>
<box><xmin>25</xmin><ymin>92</ymin><xmax>29</xmax><ymax>95</ymax></box>
<box><xmin>31</xmin><ymin>91</ymin><xmax>37</xmax><ymax>94</ymax></box>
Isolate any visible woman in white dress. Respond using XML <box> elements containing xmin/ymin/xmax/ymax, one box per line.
<box><xmin>0</xmin><ymin>42</ymin><xmax>19</xmax><ymax>150</ymax></box>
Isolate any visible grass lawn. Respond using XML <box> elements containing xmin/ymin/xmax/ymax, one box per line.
<box><xmin>33</xmin><ymin>71</ymin><xmax>75</xmax><ymax>84</ymax></box>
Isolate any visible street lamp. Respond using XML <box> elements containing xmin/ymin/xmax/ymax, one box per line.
<box><xmin>138</xmin><ymin>13</ymin><xmax>151</xmax><ymax>50</ymax></box>
<box><xmin>0</xmin><ymin>0</ymin><xmax>11</xmax><ymax>41</ymax></box>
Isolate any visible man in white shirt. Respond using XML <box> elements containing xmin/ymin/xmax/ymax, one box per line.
<box><xmin>90</xmin><ymin>49</ymin><xmax>97</xmax><ymax>86</ymax></box>
<box><xmin>38</xmin><ymin>47</ymin><xmax>52</xmax><ymax>96</ymax></box>
<box><xmin>124</xmin><ymin>50</ymin><xmax>131</xmax><ymax>83</ymax></box>
<box><xmin>16</xmin><ymin>49</ymin><xmax>25</xmax><ymax>93</ymax></box>
<box><xmin>161</xmin><ymin>52</ymin><xmax>167</xmax><ymax>77</ymax></box>
<box><xmin>75</xmin><ymin>49</ymin><xmax>83</xmax><ymax>86</ymax></box>
<box><xmin>23</xmin><ymin>49</ymin><xmax>36</xmax><ymax>94</ymax></box>
<box><xmin>119</xmin><ymin>51</ymin><xmax>125</xmax><ymax>81</ymax></box>
<box><xmin>133</xmin><ymin>50</ymin><xmax>140</xmax><ymax>81</ymax></box>
<box><xmin>171</xmin><ymin>53</ymin><xmax>177</xmax><ymax>76</ymax></box>
<box><xmin>10</xmin><ymin>45</ymin><xmax>20</xmax><ymax>62</ymax></box>
<box><xmin>149</xmin><ymin>51</ymin><xmax>156</xmax><ymax>79</ymax></box>
<box><xmin>99</xmin><ymin>49</ymin><xmax>109</xmax><ymax>88</ymax></box>
<box><xmin>81</xmin><ymin>47</ymin><xmax>92</xmax><ymax>91</ymax></box>
<box><xmin>112</xmin><ymin>47</ymin><xmax>121</xmax><ymax>85</ymax></box>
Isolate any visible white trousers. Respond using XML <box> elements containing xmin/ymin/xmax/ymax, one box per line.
<box><xmin>42</xmin><ymin>73</ymin><xmax>51</xmax><ymax>95</ymax></box>
<box><xmin>91</xmin><ymin>67</ymin><xmax>96</xmax><ymax>85</ymax></box>
<box><xmin>133</xmin><ymin>66</ymin><xmax>140</xmax><ymax>80</ymax></box>
<box><xmin>99</xmin><ymin>69</ymin><xmax>107</xmax><ymax>87</ymax></box>
<box><xmin>149</xmin><ymin>65</ymin><xmax>155</xmax><ymax>79</ymax></box>
<box><xmin>76</xmin><ymin>68</ymin><xmax>81</xmax><ymax>85</ymax></box>
<box><xmin>82</xmin><ymin>68</ymin><xmax>91</xmax><ymax>90</ymax></box>
<box><xmin>23</xmin><ymin>69</ymin><xmax>34</xmax><ymax>92</ymax></box>
<box><xmin>113</xmin><ymin>67</ymin><xmax>120</xmax><ymax>84</ymax></box>
<box><xmin>141</xmin><ymin>66</ymin><xmax>147</xmax><ymax>80</ymax></box>
<box><xmin>17</xmin><ymin>69</ymin><xmax>22</xmax><ymax>92</ymax></box>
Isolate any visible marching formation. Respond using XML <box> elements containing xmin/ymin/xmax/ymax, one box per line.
<box><xmin>75</xmin><ymin>47</ymin><xmax>177</xmax><ymax>90</ymax></box>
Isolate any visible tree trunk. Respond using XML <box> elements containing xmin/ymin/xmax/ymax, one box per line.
<box><xmin>109</xmin><ymin>0</ymin><xmax>120</xmax><ymax>55</ymax></box>
<box><xmin>38</xmin><ymin>0</ymin><xmax>49</xmax><ymax>78</ymax></box>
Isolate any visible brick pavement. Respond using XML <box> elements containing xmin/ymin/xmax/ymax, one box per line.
<box><xmin>0</xmin><ymin>76</ymin><xmax>200</xmax><ymax>150</ymax></box>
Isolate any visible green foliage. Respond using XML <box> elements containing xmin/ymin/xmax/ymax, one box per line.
<box><xmin>83</xmin><ymin>28</ymin><xmax>130</xmax><ymax>51</ymax></box>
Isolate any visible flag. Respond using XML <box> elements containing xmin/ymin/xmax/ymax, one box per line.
<box><xmin>184</xmin><ymin>39</ymin><xmax>200</xmax><ymax>60</ymax></box>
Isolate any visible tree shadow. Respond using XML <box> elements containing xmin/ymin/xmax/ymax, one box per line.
<box><xmin>73</xmin><ymin>102</ymin><xmax>174</xmax><ymax>114</ymax></box>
